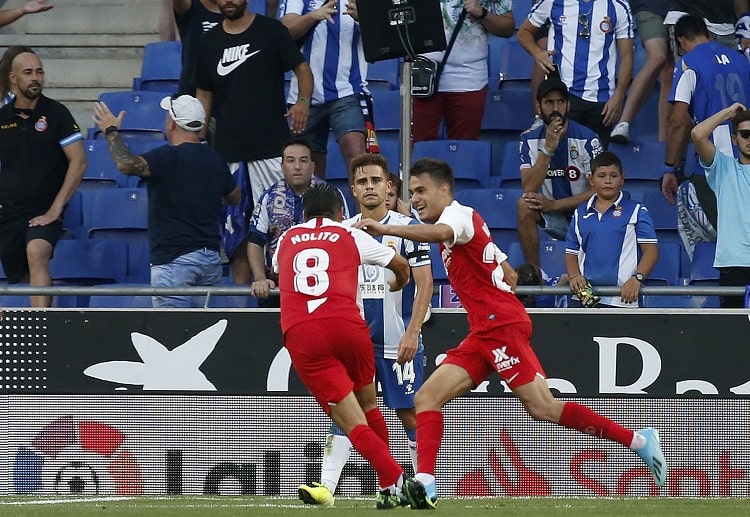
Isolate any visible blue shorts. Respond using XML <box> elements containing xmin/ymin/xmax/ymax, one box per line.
<box><xmin>540</xmin><ymin>210</ymin><xmax>572</xmax><ymax>241</ymax></box>
<box><xmin>151</xmin><ymin>248</ymin><xmax>223</xmax><ymax>308</ymax></box>
<box><xmin>375</xmin><ymin>349</ymin><xmax>424</xmax><ymax>410</ymax></box>
<box><xmin>295</xmin><ymin>94</ymin><xmax>366</xmax><ymax>153</ymax></box>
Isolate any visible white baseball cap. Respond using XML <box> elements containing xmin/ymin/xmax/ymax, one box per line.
<box><xmin>159</xmin><ymin>94</ymin><xmax>205</xmax><ymax>132</ymax></box>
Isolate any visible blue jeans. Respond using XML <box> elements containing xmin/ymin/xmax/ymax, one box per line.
<box><xmin>150</xmin><ymin>248</ymin><xmax>223</xmax><ymax>308</ymax></box>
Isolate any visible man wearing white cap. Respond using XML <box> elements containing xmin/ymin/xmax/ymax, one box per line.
<box><xmin>93</xmin><ymin>94</ymin><xmax>241</xmax><ymax>308</ymax></box>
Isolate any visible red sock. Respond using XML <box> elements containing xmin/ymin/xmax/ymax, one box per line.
<box><xmin>416</xmin><ymin>410</ymin><xmax>443</xmax><ymax>475</ymax></box>
<box><xmin>558</xmin><ymin>402</ymin><xmax>634</xmax><ymax>447</ymax></box>
<box><xmin>348</xmin><ymin>424</ymin><xmax>402</xmax><ymax>487</ymax></box>
<box><xmin>365</xmin><ymin>407</ymin><xmax>389</xmax><ymax>447</ymax></box>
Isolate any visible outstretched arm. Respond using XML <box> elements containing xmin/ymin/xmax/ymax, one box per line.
<box><xmin>354</xmin><ymin>218</ymin><xmax>454</xmax><ymax>244</ymax></box>
<box><xmin>92</xmin><ymin>101</ymin><xmax>151</xmax><ymax>177</ymax></box>
<box><xmin>0</xmin><ymin>1</ymin><xmax>53</xmax><ymax>28</ymax></box>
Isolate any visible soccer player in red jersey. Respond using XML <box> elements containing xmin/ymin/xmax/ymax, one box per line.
<box><xmin>272</xmin><ymin>183</ymin><xmax>414</xmax><ymax>509</ymax></box>
<box><xmin>355</xmin><ymin>158</ymin><xmax>667</xmax><ymax>509</ymax></box>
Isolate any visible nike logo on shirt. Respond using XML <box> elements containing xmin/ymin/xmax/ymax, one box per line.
<box><xmin>217</xmin><ymin>45</ymin><xmax>261</xmax><ymax>76</ymax></box>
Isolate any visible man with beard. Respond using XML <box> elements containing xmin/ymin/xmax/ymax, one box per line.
<box><xmin>516</xmin><ymin>75</ymin><xmax>602</xmax><ymax>268</ymax></box>
<box><xmin>196</xmin><ymin>0</ymin><xmax>313</xmax><ymax>286</ymax></box>
<box><xmin>0</xmin><ymin>50</ymin><xmax>86</xmax><ymax>307</ymax></box>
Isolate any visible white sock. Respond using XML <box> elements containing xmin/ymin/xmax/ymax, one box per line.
<box><xmin>321</xmin><ymin>433</ymin><xmax>352</xmax><ymax>493</ymax></box>
<box><xmin>408</xmin><ymin>439</ymin><xmax>418</xmax><ymax>475</ymax></box>
<box><xmin>415</xmin><ymin>473</ymin><xmax>435</xmax><ymax>486</ymax></box>
<box><xmin>630</xmin><ymin>432</ymin><xmax>646</xmax><ymax>450</ymax></box>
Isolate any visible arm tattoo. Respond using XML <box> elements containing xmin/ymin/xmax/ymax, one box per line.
<box><xmin>106</xmin><ymin>133</ymin><xmax>150</xmax><ymax>176</ymax></box>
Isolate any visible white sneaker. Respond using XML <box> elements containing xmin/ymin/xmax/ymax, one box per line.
<box><xmin>610</xmin><ymin>122</ymin><xmax>630</xmax><ymax>144</ymax></box>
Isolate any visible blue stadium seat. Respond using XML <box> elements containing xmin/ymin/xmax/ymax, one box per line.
<box><xmin>89</xmin><ymin>91</ymin><xmax>168</xmax><ymax>140</ymax></box>
<box><xmin>325</xmin><ymin>133</ymin><xmax>349</xmax><ymax>180</ymax></box>
<box><xmin>84</xmin><ymin>188</ymin><xmax>148</xmax><ymax>237</ymax></box>
<box><xmin>482</xmin><ymin>84</ymin><xmax>534</xmax><ymax>131</ymax></box>
<box><xmin>648</xmin><ymin>240</ymin><xmax>681</xmax><ymax>286</ymax></box>
<box><xmin>496</xmin><ymin>36</ymin><xmax>534</xmax><ymax>85</ymax></box>
<box><xmin>429</xmin><ymin>243</ymin><xmax>447</xmax><ymax>283</ymax></box>
<box><xmin>690</xmin><ymin>241</ymin><xmax>719</xmax><ymax>283</ymax></box>
<box><xmin>366</xmin><ymin>58</ymin><xmax>400</xmax><ymax>91</ymax></box>
<box><xmin>371</xmin><ymin>90</ymin><xmax>401</xmax><ymax>131</ymax></box>
<box><xmin>84</xmin><ymin>189</ymin><xmax>149</xmax><ymax>283</ymax></box>
<box><xmin>513</xmin><ymin>0</ymin><xmax>532</xmax><ymax>28</ymax></box>
<box><xmin>612</xmin><ymin>141</ymin><xmax>664</xmax><ymax>180</ymax></box>
<box><xmin>88</xmin><ymin>293</ymin><xmax>153</xmax><ymax>308</ymax></box>
<box><xmin>455</xmin><ymin>187</ymin><xmax>522</xmax><ymax>251</ymax></box>
<box><xmin>609</xmin><ymin>141</ymin><xmax>663</xmax><ymax>201</ymax></box>
<box><xmin>81</xmin><ymin>140</ymin><xmax>129</xmax><ymax>189</ymax></box>
<box><xmin>378</xmin><ymin>138</ymin><xmax>400</xmax><ymax>173</ymax></box>
<box><xmin>412</xmin><ymin>140</ymin><xmax>492</xmax><ymax>191</ymax></box>
<box><xmin>249</xmin><ymin>0</ymin><xmax>270</xmax><ymax>14</ymax></box>
<box><xmin>506</xmin><ymin>241</ymin><xmax>525</xmax><ymax>268</ymax></box>
<box><xmin>63</xmin><ymin>191</ymin><xmax>84</xmax><ymax>240</ymax></box>
<box><xmin>132</xmin><ymin>41</ymin><xmax>181</xmax><ymax>93</ymax></box>
<box><xmin>50</xmin><ymin>239</ymin><xmax>129</xmax><ymax>285</ymax></box>
<box><xmin>498</xmin><ymin>140</ymin><xmax>522</xmax><ymax>188</ymax></box>
<box><xmin>687</xmin><ymin>241</ymin><xmax>722</xmax><ymax>307</ymax></box>
<box><xmin>539</xmin><ymin>239</ymin><xmax>566</xmax><ymax>279</ymax></box>
<box><xmin>642</xmin><ymin>190</ymin><xmax>677</xmax><ymax>230</ymax></box>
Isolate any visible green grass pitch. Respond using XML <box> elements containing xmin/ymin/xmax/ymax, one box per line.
<box><xmin>0</xmin><ymin>496</ymin><xmax>749</xmax><ymax>516</ymax></box>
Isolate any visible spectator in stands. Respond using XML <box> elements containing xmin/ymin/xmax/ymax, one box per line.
<box><xmin>666</xmin><ymin>1</ymin><xmax>740</xmax><ymax>51</ymax></box>
<box><xmin>0</xmin><ymin>50</ymin><xmax>86</xmax><ymax>308</ymax></box>
<box><xmin>691</xmin><ymin>102</ymin><xmax>750</xmax><ymax>308</ymax></box>
<box><xmin>280</xmin><ymin>0</ymin><xmax>368</xmax><ymax>180</ymax></box>
<box><xmin>411</xmin><ymin>0</ymin><xmax>515</xmax><ymax>143</ymax></box>
<box><xmin>171</xmin><ymin>0</ymin><xmax>223</xmax><ymax>95</ymax></box>
<box><xmin>247</xmin><ymin>138</ymin><xmax>326</xmax><ymax>307</ymax></box>
<box><xmin>565</xmin><ymin>151</ymin><xmax>658</xmax><ymax>308</ymax></box>
<box><xmin>387</xmin><ymin>172</ymin><xmax>413</xmax><ymax>216</ymax></box>
<box><xmin>737</xmin><ymin>0</ymin><xmax>750</xmax><ymax>51</ymax></box>
<box><xmin>160</xmin><ymin>0</ymin><xmax>179</xmax><ymax>41</ymax></box>
<box><xmin>661</xmin><ymin>15</ymin><xmax>750</xmax><ymax>259</ymax></box>
<box><xmin>0</xmin><ymin>1</ymin><xmax>53</xmax><ymax>28</ymax></box>
<box><xmin>518</xmin><ymin>0</ymin><xmax>634</xmax><ymax>148</ymax></box>
<box><xmin>300</xmin><ymin>152</ymin><xmax>433</xmax><ymax>507</ymax></box>
<box><xmin>609</xmin><ymin>1</ymin><xmax>675</xmax><ymax>144</ymax></box>
<box><xmin>92</xmin><ymin>95</ymin><xmax>241</xmax><ymax>308</ymax></box>
<box><xmin>517</xmin><ymin>75</ymin><xmax>602</xmax><ymax>269</ymax></box>
<box><xmin>516</xmin><ymin>262</ymin><xmax>569</xmax><ymax>308</ymax></box>
<box><xmin>0</xmin><ymin>45</ymin><xmax>34</xmax><ymax>106</ymax></box>
<box><xmin>195</xmin><ymin>0</ymin><xmax>313</xmax><ymax>286</ymax></box>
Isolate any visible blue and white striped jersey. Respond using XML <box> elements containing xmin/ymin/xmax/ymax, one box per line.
<box><xmin>280</xmin><ymin>0</ymin><xmax>368</xmax><ymax>105</ymax></box>
<box><xmin>520</xmin><ymin>119</ymin><xmax>603</xmax><ymax>200</ymax></box>
<box><xmin>529</xmin><ymin>0</ymin><xmax>634</xmax><ymax>102</ymax></box>
<box><xmin>344</xmin><ymin>211</ymin><xmax>431</xmax><ymax>360</ymax></box>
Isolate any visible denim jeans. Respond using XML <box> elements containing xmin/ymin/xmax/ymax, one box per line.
<box><xmin>150</xmin><ymin>248</ymin><xmax>223</xmax><ymax>308</ymax></box>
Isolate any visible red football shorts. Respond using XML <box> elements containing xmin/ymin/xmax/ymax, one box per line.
<box><xmin>284</xmin><ymin>317</ymin><xmax>376</xmax><ymax>414</ymax></box>
<box><xmin>441</xmin><ymin>320</ymin><xmax>546</xmax><ymax>390</ymax></box>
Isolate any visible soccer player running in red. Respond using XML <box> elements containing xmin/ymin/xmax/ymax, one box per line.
<box><xmin>272</xmin><ymin>183</ymin><xmax>414</xmax><ymax>509</ymax></box>
<box><xmin>355</xmin><ymin>158</ymin><xmax>667</xmax><ymax>509</ymax></box>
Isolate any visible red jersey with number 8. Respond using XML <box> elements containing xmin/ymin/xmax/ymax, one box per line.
<box><xmin>273</xmin><ymin>217</ymin><xmax>397</xmax><ymax>334</ymax></box>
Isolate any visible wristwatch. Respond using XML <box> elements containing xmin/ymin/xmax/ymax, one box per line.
<box><xmin>632</xmin><ymin>272</ymin><xmax>645</xmax><ymax>283</ymax></box>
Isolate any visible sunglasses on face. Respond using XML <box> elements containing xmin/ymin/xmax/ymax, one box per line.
<box><xmin>735</xmin><ymin>129</ymin><xmax>750</xmax><ymax>139</ymax></box>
